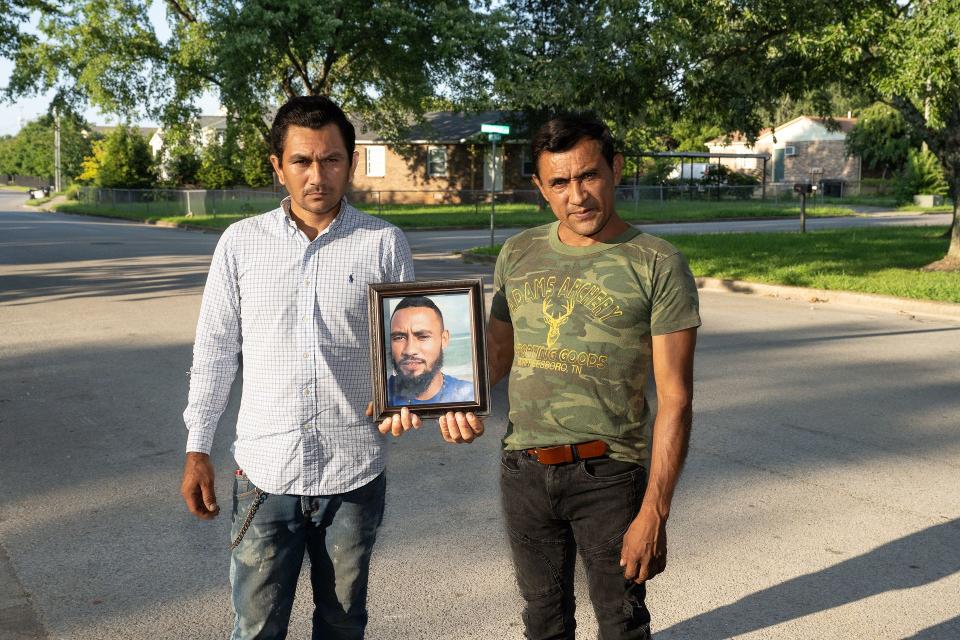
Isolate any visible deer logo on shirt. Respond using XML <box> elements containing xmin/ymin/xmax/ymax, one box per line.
<box><xmin>542</xmin><ymin>297</ymin><xmax>575</xmax><ymax>348</ymax></box>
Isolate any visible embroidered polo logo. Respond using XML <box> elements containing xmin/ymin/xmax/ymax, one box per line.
<box><xmin>542</xmin><ymin>296</ymin><xmax>575</xmax><ymax>348</ymax></box>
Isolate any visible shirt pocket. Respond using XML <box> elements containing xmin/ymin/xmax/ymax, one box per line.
<box><xmin>316</xmin><ymin>263</ymin><xmax>379</xmax><ymax>347</ymax></box>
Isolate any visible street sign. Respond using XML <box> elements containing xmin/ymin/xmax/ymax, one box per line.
<box><xmin>481</xmin><ymin>123</ymin><xmax>510</xmax><ymax>135</ymax></box>
<box><xmin>487</xmin><ymin>133</ymin><xmax>502</xmax><ymax>142</ymax></box>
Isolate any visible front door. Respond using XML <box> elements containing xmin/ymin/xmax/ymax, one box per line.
<box><xmin>773</xmin><ymin>148</ymin><xmax>785</xmax><ymax>182</ymax></box>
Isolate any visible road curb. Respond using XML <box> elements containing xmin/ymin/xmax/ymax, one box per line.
<box><xmin>696</xmin><ymin>277</ymin><xmax>960</xmax><ymax>322</ymax></box>
<box><xmin>461</xmin><ymin>252</ymin><xmax>497</xmax><ymax>264</ymax></box>
<box><xmin>460</xmin><ymin>255</ymin><xmax>960</xmax><ymax>322</ymax></box>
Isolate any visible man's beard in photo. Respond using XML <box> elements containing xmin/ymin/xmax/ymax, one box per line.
<box><xmin>392</xmin><ymin>351</ymin><xmax>444</xmax><ymax>398</ymax></box>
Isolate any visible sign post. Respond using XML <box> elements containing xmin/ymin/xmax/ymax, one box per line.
<box><xmin>481</xmin><ymin>123</ymin><xmax>510</xmax><ymax>248</ymax></box>
<box><xmin>793</xmin><ymin>183</ymin><xmax>813</xmax><ymax>233</ymax></box>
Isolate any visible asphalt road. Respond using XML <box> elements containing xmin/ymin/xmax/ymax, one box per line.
<box><xmin>1</xmin><ymin>194</ymin><xmax>959</xmax><ymax>639</ymax></box>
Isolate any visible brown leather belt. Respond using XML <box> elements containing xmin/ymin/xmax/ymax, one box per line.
<box><xmin>526</xmin><ymin>440</ymin><xmax>608</xmax><ymax>465</ymax></box>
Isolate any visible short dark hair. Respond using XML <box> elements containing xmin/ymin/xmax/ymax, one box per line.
<box><xmin>391</xmin><ymin>296</ymin><xmax>444</xmax><ymax>328</ymax></box>
<box><xmin>531</xmin><ymin>113</ymin><xmax>616</xmax><ymax>178</ymax></box>
<box><xmin>270</xmin><ymin>95</ymin><xmax>356</xmax><ymax>163</ymax></box>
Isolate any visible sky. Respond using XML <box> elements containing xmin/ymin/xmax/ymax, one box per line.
<box><xmin>0</xmin><ymin>0</ymin><xmax>221</xmax><ymax>136</ymax></box>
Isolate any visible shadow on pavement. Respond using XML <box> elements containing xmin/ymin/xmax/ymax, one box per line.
<box><xmin>0</xmin><ymin>257</ymin><xmax>211</xmax><ymax>305</ymax></box>
<box><xmin>658</xmin><ymin>519</ymin><xmax>960</xmax><ymax>639</ymax></box>
<box><xmin>903</xmin><ymin>615</ymin><xmax>960</xmax><ymax>639</ymax></box>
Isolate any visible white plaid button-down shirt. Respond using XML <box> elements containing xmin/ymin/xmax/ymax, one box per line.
<box><xmin>183</xmin><ymin>197</ymin><xmax>414</xmax><ymax>495</ymax></box>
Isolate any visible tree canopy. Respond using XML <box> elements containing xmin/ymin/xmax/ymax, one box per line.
<box><xmin>80</xmin><ymin>124</ymin><xmax>155</xmax><ymax>188</ymax></box>
<box><xmin>6</xmin><ymin>0</ymin><xmax>500</xmax><ymax>142</ymax></box>
<box><xmin>0</xmin><ymin>113</ymin><xmax>93</xmax><ymax>181</ymax></box>
<box><xmin>846</xmin><ymin>103</ymin><xmax>917</xmax><ymax>179</ymax></box>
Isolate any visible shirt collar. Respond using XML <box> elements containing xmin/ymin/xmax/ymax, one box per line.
<box><xmin>277</xmin><ymin>196</ymin><xmax>355</xmax><ymax>240</ymax></box>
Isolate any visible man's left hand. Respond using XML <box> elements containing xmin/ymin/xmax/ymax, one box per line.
<box><xmin>620</xmin><ymin>506</ymin><xmax>668</xmax><ymax>583</ymax></box>
<box><xmin>439</xmin><ymin>411</ymin><xmax>484</xmax><ymax>443</ymax></box>
<box><xmin>366</xmin><ymin>403</ymin><xmax>422</xmax><ymax>436</ymax></box>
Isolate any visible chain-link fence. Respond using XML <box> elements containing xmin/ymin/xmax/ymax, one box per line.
<box><xmin>74</xmin><ymin>180</ymin><xmax>902</xmax><ymax>221</ymax></box>
<box><xmin>75</xmin><ymin>187</ymin><xmax>284</xmax><ymax>217</ymax></box>
<box><xmin>75</xmin><ymin>187</ymin><xmax>544</xmax><ymax>217</ymax></box>
<box><xmin>5</xmin><ymin>175</ymin><xmax>53</xmax><ymax>189</ymax></box>
<box><xmin>350</xmin><ymin>189</ymin><xmax>543</xmax><ymax>214</ymax></box>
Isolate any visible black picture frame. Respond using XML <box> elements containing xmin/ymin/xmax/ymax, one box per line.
<box><xmin>368</xmin><ymin>278</ymin><xmax>489</xmax><ymax>420</ymax></box>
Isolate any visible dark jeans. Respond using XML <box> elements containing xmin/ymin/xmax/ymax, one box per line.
<box><xmin>500</xmin><ymin>450</ymin><xmax>652</xmax><ymax>640</ymax></box>
<box><xmin>229</xmin><ymin>472</ymin><xmax>386</xmax><ymax>640</ymax></box>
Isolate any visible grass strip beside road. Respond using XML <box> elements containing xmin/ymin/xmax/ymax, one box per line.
<box><xmin>467</xmin><ymin>227</ymin><xmax>960</xmax><ymax>303</ymax></box>
<box><xmin>55</xmin><ymin>198</ymin><xmax>859</xmax><ymax>230</ymax></box>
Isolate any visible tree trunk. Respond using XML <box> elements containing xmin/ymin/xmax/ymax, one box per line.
<box><xmin>924</xmin><ymin>174</ymin><xmax>960</xmax><ymax>270</ymax></box>
<box><xmin>948</xmin><ymin>187</ymin><xmax>960</xmax><ymax>259</ymax></box>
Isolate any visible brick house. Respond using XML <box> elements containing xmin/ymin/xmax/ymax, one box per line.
<box><xmin>707</xmin><ymin>115</ymin><xmax>861</xmax><ymax>186</ymax></box>
<box><xmin>351</xmin><ymin>111</ymin><xmax>536</xmax><ymax>204</ymax></box>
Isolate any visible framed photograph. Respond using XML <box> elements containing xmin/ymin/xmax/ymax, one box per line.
<box><xmin>368</xmin><ymin>278</ymin><xmax>490</xmax><ymax>420</ymax></box>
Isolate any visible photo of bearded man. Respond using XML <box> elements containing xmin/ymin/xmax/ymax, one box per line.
<box><xmin>385</xmin><ymin>295</ymin><xmax>475</xmax><ymax>406</ymax></box>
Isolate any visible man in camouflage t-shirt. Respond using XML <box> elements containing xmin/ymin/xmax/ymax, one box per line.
<box><xmin>477</xmin><ymin>113</ymin><xmax>701</xmax><ymax>639</ymax></box>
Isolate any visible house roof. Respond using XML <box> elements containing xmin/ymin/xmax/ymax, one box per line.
<box><xmin>148</xmin><ymin>110</ymin><xmax>525</xmax><ymax>144</ymax></box>
<box><xmin>354</xmin><ymin>110</ymin><xmax>525</xmax><ymax>143</ymax></box>
<box><xmin>90</xmin><ymin>125</ymin><xmax>158</xmax><ymax>139</ymax></box>
<box><xmin>708</xmin><ymin>115</ymin><xmax>858</xmax><ymax>146</ymax></box>
<box><xmin>196</xmin><ymin>115</ymin><xmax>228</xmax><ymax>130</ymax></box>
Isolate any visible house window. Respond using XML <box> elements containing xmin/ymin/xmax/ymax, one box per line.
<box><xmin>366</xmin><ymin>145</ymin><xmax>385</xmax><ymax>177</ymax></box>
<box><xmin>427</xmin><ymin>146</ymin><xmax>448</xmax><ymax>177</ymax></box>
<box><xmin>521</xmin><ymin>145</ymin><xmax>534</xmax><ymax>176</ymax></box>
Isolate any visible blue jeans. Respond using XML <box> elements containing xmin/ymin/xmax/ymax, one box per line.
<box><xmin>229</xmin><ymin>471</ymin><xmax>386</xmax><ymax>640</ymax></box>
<box><xmin>500</xmin><ymin>450</ymin><xmax>651</xmax><ymax>640</ymax></box>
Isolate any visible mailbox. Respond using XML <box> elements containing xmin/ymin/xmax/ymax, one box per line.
<box><xmin>793</xmin><ymin>183</ymin><xmax>813</xmax><ymax>194</ymax></box>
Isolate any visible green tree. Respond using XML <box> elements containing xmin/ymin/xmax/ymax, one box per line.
<box><xmin>669</xmin><ymin>118</ymin><xmax>724</xmax><ymax>153</ymax></box>
<box><xmin>0</xmin><ymin>114</ymin><xmax>93</xmax><ymax>182</ymax></box>
<box><xmin>0</xmin><ymin>0</ymin><xmax>54</xmax><ymax>58</ymax></box>
<box><xmin>195</xmin><ymin>137</ymin><xmax>237</xmax><ymax>189</ymax></box>
<box><xmin>6</xmin><ymin>0</ymin><xmax>500</xmax><ymax>144</ymax></box>
<box><xmin>157</xmin><ymin>121</ymin><xmax>202</xmax><ymax>187</ymax></box>
<box><xmin>846</xmin><ymin>103</ymin><xmax>917</xmax><ymax>180</ymax></box>
<box><xmin>165</xmin><ymin>149</ymin><xmax>201</xmax><ymax>187</ymax></box>
<box><xmin>496</xmin><ymin>1</ymin><xmax>675</xmax><ymax>135</ymax></box>
<box><xmin>0</xmin><ymin>135</ymin><xmax>16</xmax><ymax>178</ymax></box>
<box><xmin>760</xmin><ymin>84</ymin><xmax>873</xmax><ymax>127</ymax></box>
<box><xmin>91</xmin><ymin>124</ymin><xmax>155</xmax><ymax>188</ymax></box>
<box><xmin>238</xmin><ymin>128</ymin><xmax>273</xmax><ymax>189</ymax></box>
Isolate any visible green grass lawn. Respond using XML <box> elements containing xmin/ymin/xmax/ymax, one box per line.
<box><xmin>0</xmin><ymin>185</ymin><xmax>32</xmax><ymax>192</ymax></box>
<box><xmin>896</xmin><ymin>201</ymin><xmax>956</xmax><ymax>213</ymax></box>
<box><xmin>56</xmin><ymin>197</ymin><xmax>858</xmax><ymax>230</ymax></box>
<box><xmin>468</xmin><ymin>227</ymin><xmax>959</xmax><ymax>303</ymax></box>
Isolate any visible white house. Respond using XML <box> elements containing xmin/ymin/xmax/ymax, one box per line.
<box><xmin>707</xmin><ymin>115</ymin><xmax>861</xmax><ymax>185</ymax></box>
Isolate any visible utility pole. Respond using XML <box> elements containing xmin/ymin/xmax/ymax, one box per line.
<box><xmin>53</xmin><ymin>107</ymin><xmax>62</xmax><ymax>193</ymax></box>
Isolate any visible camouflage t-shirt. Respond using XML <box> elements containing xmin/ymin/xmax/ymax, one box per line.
<box><xmin>491</xmin><ymin>221</ymin><xmax>701</xmax><ymax>466</ymax></box>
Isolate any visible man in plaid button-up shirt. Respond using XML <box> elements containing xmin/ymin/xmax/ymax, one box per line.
<box><xmin>180</xmin><ymin>96</ymin><xmax>419</xmax><ymax>640</ymax></box>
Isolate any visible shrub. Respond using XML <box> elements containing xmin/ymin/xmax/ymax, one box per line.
<box><xmin>895</xmin><ymin>148</ymin><xmax>948</xmax><ymax>202</ymax></box>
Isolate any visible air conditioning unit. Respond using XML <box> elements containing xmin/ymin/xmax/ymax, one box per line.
<box><xmin>784</xmin><ymin>145</ymin><xmax>797</xmax><ymax>157</ymax></box>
